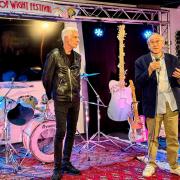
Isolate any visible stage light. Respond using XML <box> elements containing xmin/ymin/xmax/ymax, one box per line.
<box><xmin>41</xmin><ymin>22</ymin><xmax>49</xmax><ymax>30</ymax></box>
<box><xmin>29</xmin><ymin>20</ymin><xmax>59</xmax><ymax>40</ymax></box>
<box><xmin>94</xmin><ymin>27</ymin><xmax>104</xmax><ymax>37</ymax></box>
<box><xmin>142</xmin><ymin>30</ymin><xmax>153</xmax><ymax>39</ymax></box>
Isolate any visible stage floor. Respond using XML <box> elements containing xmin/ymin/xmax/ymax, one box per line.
<box><xmin>0</xmin><ymin>133</ymin><xmax>179</xmax><ymax>179</ymax></box>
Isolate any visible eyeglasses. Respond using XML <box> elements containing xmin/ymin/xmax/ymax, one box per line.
<box><xmin>149</xmin><ymin>40</ymin><xmax>163</xmax><ymax>45</ymax></box>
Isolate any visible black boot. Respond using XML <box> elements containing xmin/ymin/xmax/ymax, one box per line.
<box><xmin>51</xmin><ymin>168</ymin><xmax>62</xmax><ymax>180</ymax></box>
<box><xmin>61</xmin><ymin>161</ymin><xmax>81</xmax><ymax>175</ymax></box>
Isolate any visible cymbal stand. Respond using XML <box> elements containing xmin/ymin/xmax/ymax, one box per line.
<box><xmin>81</xmin><ymin>77</ymin><xmax>121</xmax><ymax>150</ymax></box>
<box><xmin>1</xmin><ymin>84</ymin><xmax>20</xmax><ymax>172</ymax></box>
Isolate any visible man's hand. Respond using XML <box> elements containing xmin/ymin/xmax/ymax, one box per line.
<box><xmin>148</xmin><ymin>61</ymin><xmax>160</xmax><ymax>76</ymax></box>
<box><xmin>172</xmin><ymin>68</ymin><xmax>180</xmax><ymax>79</ymax></box>
<box><xmin>172</xmin><ymin>68</ymin><xmax>180</xmax><ymax>84</ymax></box>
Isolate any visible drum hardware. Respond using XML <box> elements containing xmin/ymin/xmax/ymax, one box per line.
<box><xmin>37</xmin><ymin>99</ymin><xmax>55</xmax><ymax>120</ymax></box>
<box><xmin>43</xmin><ymin>100</ymin><xmax>55</xmax><ymax>120</ymax></box>
<box><xmin>77</xmin><ymin>76</ymin><xmax>121</xmax><ymax>154</ymax></box>
<box><xmin>0</xmin><ymin>81</ymin><xmax>21</xmax><ymax>172</ymax></box>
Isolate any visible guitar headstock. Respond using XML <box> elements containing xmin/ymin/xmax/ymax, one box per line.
<box><xmin>117</xmin><ymin>24</ymin><xmax>126</xmax><ymax>41</ymax></box>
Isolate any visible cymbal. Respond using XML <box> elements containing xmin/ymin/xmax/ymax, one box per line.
<box><xmin>80</xmin><ymin>73</ymin><xmax>100</xmax><ymax>78</ymax></box>
<box><xmin>0</xmin><ymin>82</ymin><xmax>29</xmax><ymax>88</ymax></box>
<box><xmin>30</xmin><ymin>66</ymin><xmax>42</xmax><ymax>73</ymax></box>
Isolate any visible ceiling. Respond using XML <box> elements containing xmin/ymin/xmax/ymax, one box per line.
<box><xmin>91</xmin><ymin>0</ymin><xmax>180</xmax><ymax>8</ymax></box>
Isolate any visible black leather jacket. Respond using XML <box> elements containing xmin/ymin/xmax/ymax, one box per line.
<box><xmin>42</xmin><ymin>47</ymin><xmax>81</xmax><ymax>102</ymax></box>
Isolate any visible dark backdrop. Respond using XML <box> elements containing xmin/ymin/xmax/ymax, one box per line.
<box><xmin>0</xmin><ymin>19</ymin><xmax>153</xmax><ymax>135</ymax></box>
<box><xmin>82</xmin><ymin>22</ymin><xmax>150</xmax><ymax>135</ymax></box>
<box><xmin>0</xmin><ymin>19</ymin><xmax>63</xmax><ymax>82</ymax></box>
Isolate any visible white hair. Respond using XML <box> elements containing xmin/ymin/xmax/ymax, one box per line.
<box><xmin>61</xmin><ymin>27</ymin><xmax>78</xmax><ymax>42</ymax></box>
<box><xmin>147</xmin><ymin>33</ymin><xmax>165</xmax><ymax>44</ymax></box>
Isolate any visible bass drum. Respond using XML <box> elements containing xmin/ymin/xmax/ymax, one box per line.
<box><xmin>22</xmin><ymin>119</ymin><xmax>56</xmax><ymax>163</ymax></box>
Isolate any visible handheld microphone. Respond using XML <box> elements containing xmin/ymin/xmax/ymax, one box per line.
<box><xmin>155</xmin><ymin>57</ymin><xmax>160</xmax><ymax>62</ymax></box>
<box><xmin>155</xmin><ymin>57</ymin><xmax>160</xmax><ymax>73</ymax></box>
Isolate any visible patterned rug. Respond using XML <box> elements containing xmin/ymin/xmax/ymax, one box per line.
<box><xmin>0</xmin><ymin>137</ymin><xmax>179</xmax><ymax>179</ymax></box>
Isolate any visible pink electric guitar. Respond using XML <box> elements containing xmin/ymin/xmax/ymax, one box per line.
<box><xmin>107</xmin><ymin>24</ymin><xmax>132</xmax><ymax>121</ymax></box>
<box><xmin>128</xmin><ymin>80</ymin><xmax>148</xmax><ymax>143</ymax></box>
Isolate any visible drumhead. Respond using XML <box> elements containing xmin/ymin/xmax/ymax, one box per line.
<box><xmin>23</xmin><ymin>119</ymin><xmax>55</xmax><ymax>163</ymax></box>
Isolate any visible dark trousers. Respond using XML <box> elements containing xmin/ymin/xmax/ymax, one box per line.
<box><xmin>53</xmin><ymin>100</ymin><xmax>80</xmax><ymax>169</ymax></box>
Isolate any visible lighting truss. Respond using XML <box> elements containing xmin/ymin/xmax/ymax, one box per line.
<box><xmin>0</xmin><ymin>0</ymin><xmax>170</xmax><ymax>51</ymax></box>
<box><xmin>40</xmin><ymin>0</ymin><xmax>170</xmax><ymax>51</ymax></box>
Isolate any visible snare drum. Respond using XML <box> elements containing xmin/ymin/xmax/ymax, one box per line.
<box><xmin>22</xmin><ymin>118</ymin><xmax>56</xmax><ymax>163</ymax></box>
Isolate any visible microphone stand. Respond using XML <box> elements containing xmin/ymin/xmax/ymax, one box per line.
<box><xmin>78</xmin><ymin>76</ymin><xmax>121</xmax><ymax>152</ymax></box>
<box><xmin>76</xmin><ymin>99</ymin><xmax>107</xmax><ymax>153</ymax></box>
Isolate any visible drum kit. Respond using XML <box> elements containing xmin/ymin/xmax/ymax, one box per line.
<box><xmin>0</xmin><ymin>82</ymin><xmax>56</xmax><ymax>172</ymax></box>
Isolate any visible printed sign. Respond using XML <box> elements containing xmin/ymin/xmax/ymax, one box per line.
<box><xmin>0</xmin><ymin>0</ymin><xmax>75</xmax><ymax>18</ymax></box>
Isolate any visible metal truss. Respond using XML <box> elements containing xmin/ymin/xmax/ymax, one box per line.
<box><xmin>38</xmin><ymin>0</ymin><xmax>167</xmax><ymax>23</ymax></box>
<box><xmin>46</xmin><ymin>0</ymin><xmax>170</xmax><ymax>51</ymax></box>
<box><xmin>0</xmin><ymin>0</ymin><xmax>170</xmax><ymax>50</ymax></box>
<box><xmin>0</xmin><ymin>0</ymin><xmax>170</xmax><ymax>25</ymax></box>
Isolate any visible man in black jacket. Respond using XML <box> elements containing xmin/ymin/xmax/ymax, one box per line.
<box><xmin>42</xmin><ymin>26</ymin><xmax>81</xmax><ymax>180</ymax></box>
<box><xmin>135</xmin><ymin>33</ymin><xmax>180</xmax><ymax>177</ymax></box>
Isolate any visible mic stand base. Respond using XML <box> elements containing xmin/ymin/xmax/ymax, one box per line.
<box><xmin>89</xmin><ymin>131</ymin><xmax>122</xmax><ymax>149</ymax></box>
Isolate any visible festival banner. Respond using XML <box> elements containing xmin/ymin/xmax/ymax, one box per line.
<box><xmin>0</xmin><ymin>0</ymin><xmax>76</xmax><ymax>18</ymax></box>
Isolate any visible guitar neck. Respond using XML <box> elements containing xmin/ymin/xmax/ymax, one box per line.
<box><xmin>117</xmin><ymin>24</ymin><xmax>126</xmax><ymax>83</ymax></box>
<box><xmin>119</xmin><ymin>41</ymin><xmax>125</xmax><ymax>82</ymax></box>
<box><xmin>129</xmin><ymin>80</ymin><xmax>139</xmax><ymax>121</ymax></box>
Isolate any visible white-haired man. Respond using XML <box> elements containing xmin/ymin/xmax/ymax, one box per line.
<box><xmin>135</xmin><ymin>33</ymin><xmax>180</xmax><ymax>177</ymax></box>
<box><xmin>42</xmin><ymin>26</ymin><xmax>81</xmax><ymax>180</ymax></box>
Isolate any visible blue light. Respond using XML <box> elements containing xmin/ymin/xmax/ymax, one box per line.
<box><xmin>94</xmin><ymin>28</ymin><xmax>104</xmax><ymax>37</ymax></box>
<box><xmin>143</xmin><ymin>30</ymin><xmax>153</xmax><ymax>39</ymax></box>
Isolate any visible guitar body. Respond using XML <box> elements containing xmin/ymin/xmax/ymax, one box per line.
<box><xmin>128</xmin><ymin>115</ymin><xmax>148</xmax><ymax>143</ymax></box>
<box><xmin>128</xmin><ymin>80</ymin><xmax>148</xmax><ymax>143</ymax></box>
<box><xmin>107</xmin><ymin>80</ymin><xmax>133</xmax><ymax>121</ymax></box>
<box><xmin>107</xmin><ymin>25</ymin><xmax>132</xmax><ymax>122</ymax></box>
